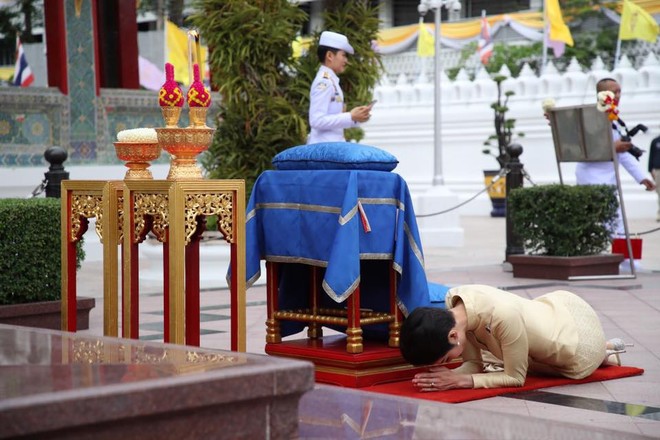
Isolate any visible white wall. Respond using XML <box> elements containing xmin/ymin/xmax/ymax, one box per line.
<box><xmin>2</xmin><ymin>53</ymin><xmax>659</xmax><ymax>261</ymax></box>
<box><xmin>363</xmin><ymin>54</ymin><xmax>660</xmax><ymax>219</ymax></box>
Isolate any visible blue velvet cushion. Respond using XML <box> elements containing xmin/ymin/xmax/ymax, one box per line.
<box><xmin>272</xmin><ymin>142</ymin><xmax>398</xmax><ymax>171</ymax></box>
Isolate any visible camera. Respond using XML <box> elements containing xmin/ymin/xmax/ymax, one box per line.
<box><xmin>620</xmin><ymin>123</ymin><xmax>648</xmax><ymax>161</ymax></box>
<box><xmin>624</xmin><ymin>142</ymin><xmax>644</xmax><ymax>160</ymax></box>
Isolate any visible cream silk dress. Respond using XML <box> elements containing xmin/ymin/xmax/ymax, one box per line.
<box><xmin>446</xmin><ymin>285</ymin><xmax>607</xmax><ymax>389</ymax></box>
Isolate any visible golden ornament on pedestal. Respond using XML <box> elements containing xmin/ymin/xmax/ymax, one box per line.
<box><xmin>188</xmin><ymin>107</ymin><xmax>209</xmax><ymax>128</ymax></box>
<box><xmin>113</xmin><ymin>142</ymin><xmax>162</xmax><ymax>180</ymax></box>
<box><xmin>161</xmin><ymin>106</ymin><xmax>183</xmax><ymax>128</ymax></box>
<box><xmin>155</xmin><ymin>127</ymin><xmax>215</xmax><ymax>180</ymax></box>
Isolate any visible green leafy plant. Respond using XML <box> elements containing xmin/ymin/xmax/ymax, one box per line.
<box><xmin>190</xmin><ymin>0</ymin><xmax>382</xmax><ymax>198</ymax></box>
<box><xmin>291</xmin><ymin>0</ymin><xmax>382</xmax><ymax>143</ymax></box>
<box><xmin>446</xmin><ymin>41</ymin><xmax>478</xmax><ymax>80</ymax></box>
<box><xmin>508</xmin><ymin>184</ymin><xmax>618</xmax><ymax>257</ymax></box>
<box><xmin>189</xmin><ymin>0</ymin><xmax>308</xmax><ymax>198</ymax></box>
<box><xmin>486</xmin><ymin>42</ymin><xmax>543</xmax><ymax>77</ymax></box>
<box><xmin>0</xmin><ymin>198</ymin><xmax>85</xmax><ymax>305</ymax></box>
<box><xmin>482</xmin><ymin>74</ymin><xmax>524</xmax><ymax>170</ymax></box>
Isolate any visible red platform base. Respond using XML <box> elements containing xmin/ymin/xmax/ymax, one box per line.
<box><xmin>266</xmin><ymin>335</ymin><xmax>447</xmax><ymax>388</ymax></box>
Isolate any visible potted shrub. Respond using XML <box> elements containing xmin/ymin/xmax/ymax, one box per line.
<box><xmin>0</xmin><ymin>198</ymin><xmax>93</xmax><ymax>330</ymax></box>
<box><xmin>482</xmin><ymin>74</ymin><xmax>525</xmax><ymax>217</ymax></box>
<box><xmin>507</xmin><ymin>184</ymin><xmax>624</xmax><ymax>279</ymax></box>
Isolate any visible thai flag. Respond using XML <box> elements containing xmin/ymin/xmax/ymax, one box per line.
<box><xmin>477</xmin><ymin>12</ymin><xmax>493</xmax><ymax>65</ymax></box>
<box><xmin>13</xmin><ymin>36</ymin><xmax>34</xmax><ymax>87</ymax></box>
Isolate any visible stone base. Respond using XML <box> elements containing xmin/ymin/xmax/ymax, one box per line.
<box><xmin>0</xmin><ymin>297</ymin><xmax>95</xmax><ymax>330</ymax></box>
<box><xmin>0</xmin><ymin>324</ymin><xmax>313</xmax><ymax>439</ymax></box>
<box><xmin>412</xmin><ymin>185</ymin><xmax>464</xmax><ymax>248</ymax></box>
<box><xmin>508</xmin><ymin>254</ymin><xmax>624</xmax><ymax>280</ymax></box>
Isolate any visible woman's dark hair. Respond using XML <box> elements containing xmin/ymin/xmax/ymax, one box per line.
<box><xmin>400</xmin><ymin>307</ymin><xmax>456</xmax><ymax>366</ymax></box>
<box><xmin>317</xmin><ymin>45</ymin><xmax>338</xmax><ymax>63</ymax></box>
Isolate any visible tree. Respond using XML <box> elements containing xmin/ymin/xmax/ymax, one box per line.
<box><xmin>486</xmin><ymin>42</ymin><xmax>543</xmax><ymax>77</ymax></box>
<box><xmin>288</xmin><ymin>1</ymin><xmax>382</xmax><ymax>142</ymax></box>
<box><xmin>0</xmin><ymin>0</ymin><xmax>42</xmax><ymax>44</ymax></box>
<box><xmin>189</xmin><ymin>0</ymin><xmax>308</xmax><ymax>196</ymax></box>
<box><xmin>189</xmin><ymin>0</ymin><xmax>382</xmax><ymax>196</ymax></box>
<box><xmin>447</xmin><ymin>1</ymin><xmax>624</xmax><ymax>77</ymax></box>
<box><xmin>138</xmin><ymin>0</ymin><xmax>185</xmax><ymax>28</ymax></box>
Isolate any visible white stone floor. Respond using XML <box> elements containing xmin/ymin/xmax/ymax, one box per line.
<box><xmin>78</xmin><ymin>215</ymin><xmax>660</xmax><ymax>439</ymax></box>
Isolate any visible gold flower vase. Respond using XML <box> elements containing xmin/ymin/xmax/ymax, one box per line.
<box><xmin>113</xmin><ymin>142</ymin><xmax>162</xmax><ymax>180</ymax></box>
<box><xmin>155</xmin><ymin>127</ymin><xmax>215</xmax><ymax>180</ymax></box>
<box><xmin>188</xmin><ymin>107</ymin><xmax>210</xmax><ymax>128</ymax></box>
<box><xmin>161</xmin><ymin>106</ymin><xmax>183</xmax><ymax>128</ymax></box>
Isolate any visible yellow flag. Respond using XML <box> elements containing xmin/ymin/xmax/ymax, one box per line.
<box><xmin>619</xmin><ymin>0</ymin><xmax>659</xmax><ymax>43</ymax></box>
<box><xmin>417</xmin><ymin>20</ymin><xmax>434</xmax><ymax>58</ymax></box>
<box><xmin>165</xmin><ymin>20</ymin><xmax>190</xmax><ymax>85</ymax></box>
<box><xmin>165</xmin><ymin>20</ymin><xmax>209</xmax><ymax>85</ymax></box>
<box><xmin>547</xmin><ymin>0</ymin><xmax>574</xmax><ymax>46</ymax></box>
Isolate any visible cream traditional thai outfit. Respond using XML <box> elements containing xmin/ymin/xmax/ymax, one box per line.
<box><xmin>446</xmin><ymin>285</ymin><xmax>607</xmax><ymax>389</ymax></box>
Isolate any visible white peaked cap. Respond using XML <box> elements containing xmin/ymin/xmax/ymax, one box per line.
<box><xmin>319</xmin><ymin>31</ymin><xmax>354</xmax><ymax>55</ymax></box>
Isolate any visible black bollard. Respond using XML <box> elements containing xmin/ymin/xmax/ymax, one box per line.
<box><xmin>505</xmin><ymin>143</ymin><xmax>524</xmax><ymax>260</ymax></box>
<box><xmin>44</xmin><ymin>146</ymin><xmax>69</xmax><ymax>198</ymax></box>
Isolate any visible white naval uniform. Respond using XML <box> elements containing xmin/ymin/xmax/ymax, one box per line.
<box><xmin>575</xmin><ymin>128</ymin><xmax>646</xmax><ymax>234</ymax></box>
<box><xmin>307</xmin><ymin>65</ymin><xmax>358</xmax><ymax>144</ymax></box>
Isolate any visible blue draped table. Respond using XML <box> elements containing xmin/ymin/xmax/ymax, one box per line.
<box><xmin>243</xmin><ymin>170</ymin><xmax>433</xmax><ymax>338</ymax></box>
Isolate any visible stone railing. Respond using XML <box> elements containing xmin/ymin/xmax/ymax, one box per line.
<box><xmin>362</xmin><ymin>53</ymin><xmax>660</xmax><ymax>219</ymax></box>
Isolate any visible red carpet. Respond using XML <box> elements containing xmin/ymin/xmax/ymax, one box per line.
<box><xmin>363</xmin><ymin>365</ymin><xmax>644</xmax><ymax>404</ymax></box>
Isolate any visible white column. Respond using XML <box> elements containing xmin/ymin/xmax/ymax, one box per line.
<box><xmin>309</xmin><ymin>1</ymin><xmax>324</xmax><ymax>33</ymax></box>
<box><xmin>379</xmin><ymin>0</ymin><xmax>393</xmax><ymax>28</ymax></box>
<box><xmin>530</xmin><ymin>0</ymin><xmax>543</xmax><ymax>9</ymax></box>
<box><xmin>413</xmin><ymin>0</ymin><xmax>464</xmax><ymax>248</ymax></box>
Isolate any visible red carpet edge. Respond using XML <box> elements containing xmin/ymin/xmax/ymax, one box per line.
<box><xmin>362</xmin><ymin>365</ymin><xmax>645</xmax><ymax>404</ymax></box>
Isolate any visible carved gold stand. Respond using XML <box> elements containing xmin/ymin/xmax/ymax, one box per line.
<box><xmin>61</xmin><ymin>180</ymin><xmax>123</xmax><ymax>337</ymax></box>
<box><xmin>63</xmin><ymin>111</ymin><xmax>245</xmax><ymax>349</ymax></box>
<box><xmin>123</xmin><ymin>179</ymin><xmax>246</xmax><ymax>350</ymax></box>
<box><xmin>62</xmin><ymin>178</ymin><xmax>246</xmax><ymax>351</ymax></box>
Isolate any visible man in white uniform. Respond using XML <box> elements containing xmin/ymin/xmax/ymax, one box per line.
<box><xmin>576</xmin><ymin>78</ymin><xmax>655</xmax><ymax>235</ymax></box>
<box><xmin>648</xmin><ymin>134</ymin><xmax>660</xmax><ymax>221</ymax></box>
<box><xmin>307</xmin><ymin>31</ymin><xmax>372</xmax><ymax>144</ymax></box>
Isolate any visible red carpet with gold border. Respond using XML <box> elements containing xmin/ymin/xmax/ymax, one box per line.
<box><xmin>362</xmin><ymin>366</ymin><xmax>644</xmax><ymax>403</ymax></box>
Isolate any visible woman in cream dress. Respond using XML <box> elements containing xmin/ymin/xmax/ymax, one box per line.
<box><xmin>400</xmin><ymin>284</ymin><xmax>626</xmax><ymax>390</ymax></box>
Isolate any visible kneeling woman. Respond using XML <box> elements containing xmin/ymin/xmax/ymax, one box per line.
<box><xmin>400</xmin><ymin>284</ymin><xmax>626</xmax><ymax>391</ymax></box>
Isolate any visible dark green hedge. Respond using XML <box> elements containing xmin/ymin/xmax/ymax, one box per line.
<box><xmin>0</xmin><ymin>198</ymin><xmax>84</xmax><ymax>305</ymax></box>
<box><xmin>509</xmin><ymin>184</ymin><xmax>618</xmax><ymax>257</ymax></box>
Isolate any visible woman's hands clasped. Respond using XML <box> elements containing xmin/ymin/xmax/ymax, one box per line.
<box><xmin>412</xmin><ymin>366</ymin><xmax>474</xmax><ymax>392</ymax></box>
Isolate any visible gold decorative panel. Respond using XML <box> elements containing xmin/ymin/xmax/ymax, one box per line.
<box><xmin>133</xmin><ymin>193</ymin><xmax>169</xmax><ymax>243</ymax></box>
<box><xmin>184</xmin><ymin>192</ymin><xmax>234</xmax><ymax>245</ymax></box>
<box><xmin>70</xmin><ymin>194</ymin><xmax>103</xmax><ymax>242</ymax></box>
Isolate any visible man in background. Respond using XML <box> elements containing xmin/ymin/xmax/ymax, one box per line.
<box><xmin>649</xmin><ymin>134</ymin><xmax>660</xmax><ymax>222</ymax></box>
<box><xmin>575</xmin><ymin>78</ymin><xmax>655</xmax><ymax>235</ymax></box>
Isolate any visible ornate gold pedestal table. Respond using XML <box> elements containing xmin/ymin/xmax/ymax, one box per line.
<box><xmin>123</xmin><ymin>179</ymin><xmax>246</xmax><ymax>350</ymax></box>
<box><xmin>61</xmin><ymin>179</ymin><xmax>246</xmax><ymax>351</ymax></box>
<box><xmin>61</xmin><ymin>180</ymin><xmax>123</xmax><ymax>337</ymax></box>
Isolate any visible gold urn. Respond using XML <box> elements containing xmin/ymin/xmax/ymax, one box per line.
<box><xmin>155</xmin><ymin>127</ymin><xmax>215</xmax><ymax>180</ymax></box>
<box><xmin>113</xmin><ymin>142</ymin><xmax>162</xmax><ymax>180</ymax></box>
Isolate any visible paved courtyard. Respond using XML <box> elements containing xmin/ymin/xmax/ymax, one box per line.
<box><xmin>78</xmin><ymin>215</ymin><xmax>660</xmax><ymax>438</ymax></box>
